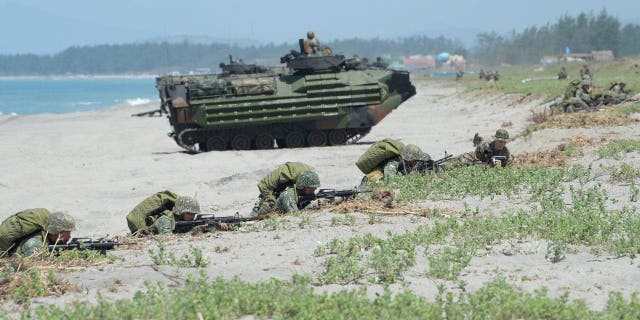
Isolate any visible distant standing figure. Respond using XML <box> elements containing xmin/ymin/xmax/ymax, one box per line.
<box><xmin>579</xmin><ymin>64</ymin><xmax>592</xmax><ymax>79</ymax></box>
<box><xmin>478</xmin><ymin>69</ymin><xmax>486</xmax><ymax>80</ymax></box>
<box><xmin>557</xmin><ymin>66</ymin><xmax>567</xmax><ymax>80</ymax></box>
<box><xmin>372</xmin><ymin>56</ymin><xmax>388</xmax><ymax>68</ymax></box>
<box><xmin>456</xmin><ymin>69</ymin><xmax>464</xmax><ymax>81</ymax></box>
<box><xmin>303</xmin><ymin>31</ymin><xmax>320</xmax><ymax>55</ymax></box>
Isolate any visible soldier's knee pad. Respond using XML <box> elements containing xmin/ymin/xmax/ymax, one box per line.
<box><xmin>276</xmin><ymin>192</ymin><xmax>297</xmax><ymax>214</ymax></box>
<box><xmin>154</xmin><ymin>216</ymin><xmax>173</xmax><ymax>234</ymax></box>
<box><xmin>18</xmin><ymin>235</ymin><xmax>45</xmax><ymax>256</ymax></box>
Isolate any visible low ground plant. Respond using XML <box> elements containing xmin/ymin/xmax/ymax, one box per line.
<box><xmin>0</xmin><ymin>249</ymin><xmax>107</xmax><ymax>304</ymax></box>
<box><xmin>317</xmin><ymin>182</ymin><xmax>640</xmax><ymax>284</ymax></box>
<box><xmin>21</xmin><ymin>274</ymin><xmax>640</xmax><ymax>319</ymax></box>
<box><xmin>148</xmin><ymin>239</ymin><xmax>209</xmax><ymax>268</ymax></box>
<box><xmin>598</xmin><ymin>139</ymin><xmax>640</xmax><ymax>159</ymax></box>
<box><xmin>610</xmin><ymin>163</ymin><xmax>640</xmax><ymax>182</ymax></box>
<box><xmin>378</xmin><ymin>165</ymin><xmax>589</xmax><ymax>202</ymax></box>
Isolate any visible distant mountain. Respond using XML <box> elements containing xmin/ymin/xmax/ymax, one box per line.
<box><xmin>0</xmin><ymin>2</ymin><xmax>153</xmax><ymax>54</ymax></box>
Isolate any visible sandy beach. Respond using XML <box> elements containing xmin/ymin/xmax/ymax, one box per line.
<box><xmin>1</xmin><ymin>78</ymin><xmax>639</xmax><ymax>312</ymax></box>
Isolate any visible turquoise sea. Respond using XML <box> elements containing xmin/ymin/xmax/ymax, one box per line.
<box><xmin>0</xmin><ymin>77</ymin><xmax>159</xmax><ymax>115</ymax></box>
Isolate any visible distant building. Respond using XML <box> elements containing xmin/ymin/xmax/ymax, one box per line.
<box><xmin>592</xmin><ymin>51</ymin><xmax>614</xmax><ymax>62</ymax></box>
<box><xmin>540</xmin><ymin>56</ymin><xmax>559</xmax><ymax>65</ymax></box>
<box><xmin>561</xmin><ymin>50</ymin><xmax>614</xmax><ymax>62</ymax></box>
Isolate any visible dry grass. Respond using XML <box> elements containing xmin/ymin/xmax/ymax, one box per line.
<box><xmin>512</xmin><ymin>147</ymin><xmax>568</xmax><ymax>168</ymax></box>
<box><xmin>326</xmin><ymin>198</ymin><xmax>454</xmax><ymax>217</ymax></box>
<box><xmin>543</xmin><ymin>102</ymin><xmax>640</xmax><ymax>129</ymax></box>
<box><xmin>0</xmin><ymin>238</ymin><xmax>134</xmax><ymax>305</ymax></box>
<box><xmin>567</xmin><ymin>133</ymin><xmax>594</xmax><ymax>147</ymax></box>
<box><xmin>529</xmin><ymin>107</ymin><xmax>549</xmax><ymax>124</ymax></box>
<box><xmin>512</xmin><ymin>134</ymin><xmax>594</xmax><ymax>168</ymax></box>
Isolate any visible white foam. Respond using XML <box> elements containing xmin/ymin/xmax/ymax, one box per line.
<box><xmin>73</xmin><ymin>101</ymin><xmax>98</xmax><ymax>106</ymax></box>
<box><xmin>126</xmin><ymin>98</ymin><xmax>152</xmax><ymax>106</ymax></box>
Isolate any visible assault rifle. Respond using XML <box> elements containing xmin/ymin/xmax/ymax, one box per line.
<box><xmin>298</xmin><ymin>188</ymin><xmax>370</xmax><ymax>209</ymax></box>
<box><xmin>424</xmin><ymin>152</ymin><xmax>454</xmax><ymax>172</ymax></box>
<box><xmin>48</xmin><ymin>238</ymin><xmax>128</xmax><ymax>255</ymax></box>
<box><xmin>490</xmin><ymin>155</ymin><xmax>508</xmax><ymax>167</ymax></box>
<box><xmin>131</xmin><ymin>109</ymin><xmax>163</xmax><ymax>117</ymax></box>
<box><xmin>173</xmin><ymin>213</ymin><xmax>254</xmax><ymax>233</ymax></box>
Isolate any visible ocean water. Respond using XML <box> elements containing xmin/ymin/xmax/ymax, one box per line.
<box><xmin>0</xmin><ymin>77</ymin><xmax>159</xmax><ymax>115</ymax></box>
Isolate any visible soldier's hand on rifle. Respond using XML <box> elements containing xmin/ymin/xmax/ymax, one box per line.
<box><xmin>332</xmin><ymin>196</ymin><xmax>345</xmax><ymax>205</ymax></box>
<box><xmin>218</xmin><ymin>223</ymin><xmax>231</xmax><ymax>231</ymax></box>
<box><xmin>307</xmin><ymin>198</ymin><xmax>330</xmax><ymax>209</ymax></box>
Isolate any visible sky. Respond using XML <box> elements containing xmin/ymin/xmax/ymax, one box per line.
<box><xmin>0</xmin><ymin>0</ymin><xmax>638</xmax><ymax>54</ymax></box>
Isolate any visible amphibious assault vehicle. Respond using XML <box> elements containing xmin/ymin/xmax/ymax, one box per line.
<box><xmin>155</xmin><ymin>48</ymin><xmax>416</xmax><ymax>152</ymax></box>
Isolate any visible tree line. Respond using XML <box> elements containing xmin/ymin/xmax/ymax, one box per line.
<box><xmin>475</xmin><ymin>9</ymin><xmax>640</xmax><ymax>65</ymax></box>
<box><xmin>0</xmin><ymin>36</ymin><xmax>465</xmax><ymax>76</ymax></box>
<box><xmin>1</xmin><ymin>10</ymin><xmax>639</xmax><ymax>75</ymax></box>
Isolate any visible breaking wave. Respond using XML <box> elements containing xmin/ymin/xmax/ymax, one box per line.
<box><xmin>125</xmin><ymin>98</ymin><xmax>152</xmax><ymax>106</ymax></box>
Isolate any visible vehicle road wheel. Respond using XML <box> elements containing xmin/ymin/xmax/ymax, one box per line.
<box><xmin>328</xmin><ymin>130</ymin><xmax>348</xmax><ymax>145</ymax></box>
<box><xmin>231</xmin><ymin>134</ymin><xmax>252</xmax><ymax>150</ymax></box>
<box><xmin>206</xmin><ymin>136</ymin><xmax>227</xmax><ymax>151</ymax></box>
<box><xmin>307</xmin><ymin>130</ymin><xmax>327</xmax><ymax>147</ymax></box>
<box><xmin>255</xmin><ymin>133</ymin><xmax>274</xmax><ymax>149</ymax></box>
<box><xmin>285</xmin><ymin>131</ymin><xmax>306</xmax><ymax>148</ymax></box>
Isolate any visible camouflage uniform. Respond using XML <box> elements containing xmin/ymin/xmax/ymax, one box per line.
<box><xmin>452</xmin><ymin>129</ymin><xmax>512</xmax><ymax>167</ymax></box>
<box><xmin>580</xmin><ymin>65</ymin><xmax>592</xmax><ymax>79</ymax></box>
<box><xmin>557</xmin><ymin>67</ymin><xmax>567</xmax><ymax>80</ymax></box>
<box><xmin>275</xmin><ymin>171</ymin><xmax>321</xmax><ymax>214</ymax></box>
<box><xmin>607</xmin><ymin>81</ymin><xmax>629</xmax><ymax>104</ymax></box>
<box><xmin>303</xmin><ymin>31</ymin><xmax>320</xmax><ymax>55</ymax></box>
<box><xmin>356</xmin><ymin>139</ymin><xmax>426</xmax><ymax>182</ymax></box>
<box><xmin>253</xmin><ymin>162</ymin><xmax>319</xmax><ymax>215</ymax></box>
<box><xmin>126</xmin><ymin>190</ymin><xmax>200</xmax><ymax>235</ymax></box>
<box><xmin>557</xmin><ymin>78</ymin><xmax>592</xmax><ymax>113</ymax></box>
<box><xmin>0</xmin><ymin>209</ymin><xmax>76</xmax><ymax>257</ymax></box>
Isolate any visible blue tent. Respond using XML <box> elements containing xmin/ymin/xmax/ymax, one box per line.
<box><xmin>437</xmin><ymin>52</ymin><xmax>450</xmax><ymax>62</ymax></box>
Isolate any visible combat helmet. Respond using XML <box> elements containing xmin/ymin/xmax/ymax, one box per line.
<box><xmin>172</xmin><ymin>196</ymin><xmax>201</xmax><ymax>216</ymax></box>
<box><xmin>307</xmin><ymin>31</ymin><xmax>315</xmax><ymax>39</ymax></box>
<box><xmin>46</xmin><ymin>212</ymin><xmax>76</xmax><ymax>234</ymax></box>
<box><xmin>401</xmin><ymin>144</ymin><xmax>424</xmax><ymax>161</ymax></box>
<box><xmin>296</xmin><ymin>171</ymin><xmax>320</xmax><ymax>189</ymax></box>
<box><xmin>580</xmin><ymin>75</ymin><xmax>591</xmax><ymax>86</ymax></box>
<box><xmin>493</xmin><ymin>129</ymin><xmax>510</xmax><ymax>141</ymax></box>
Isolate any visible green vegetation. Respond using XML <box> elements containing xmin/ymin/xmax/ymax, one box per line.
<box><xmin>318</xmin><ymin>166</ymin><xmax>639</xmax><ymax>285</ymax></box>
<box><xmin>0</xmin><ymin>249</ymin><xmax>110</xmax><ymax>304</ymax></box>
<box><xmin>378</xmin><ymin>165</ymin><xmax>589</xmax><ymax>202</ymax></box>
<box><xmin>617</xmin><ymin>103</ymin><xmax>640</xmax><ymax>116</ymax></box>
<box><xmin>610</xmin><ymin>163</ymin><xmax>640</xmax><ymax>182</ymax></box>
<box><xmin>598</xmin><ymin>139</ymin><xmax>640</xmax><ymax>159</ymax></box>
<box><xmin>476</xmin><ymin>10</ymin><xmax>639</xmax><ymax>65</ymax></box>
<box><xmin>20</xmin><ymin>274</ymin><xmax>640</xmax><ymax>319</ymax></box>
<box><xmin>147</xmin><ymin>239</ymin><xmax>209</xmax><ymax>268</ymax></box>
<box><xmin>427</xmin><ymin>246</ymin><xmax>472</xmax><ymax>280</ymax></box>
<box><xmin>330</xmin><ymin>214</ymin><xmax>356</xmax><ymax>226</ymax></box>
<box><xmin>0</xmin><ymin>36</ymin><xmax>465</xmax><ymax>76</ymax></box>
